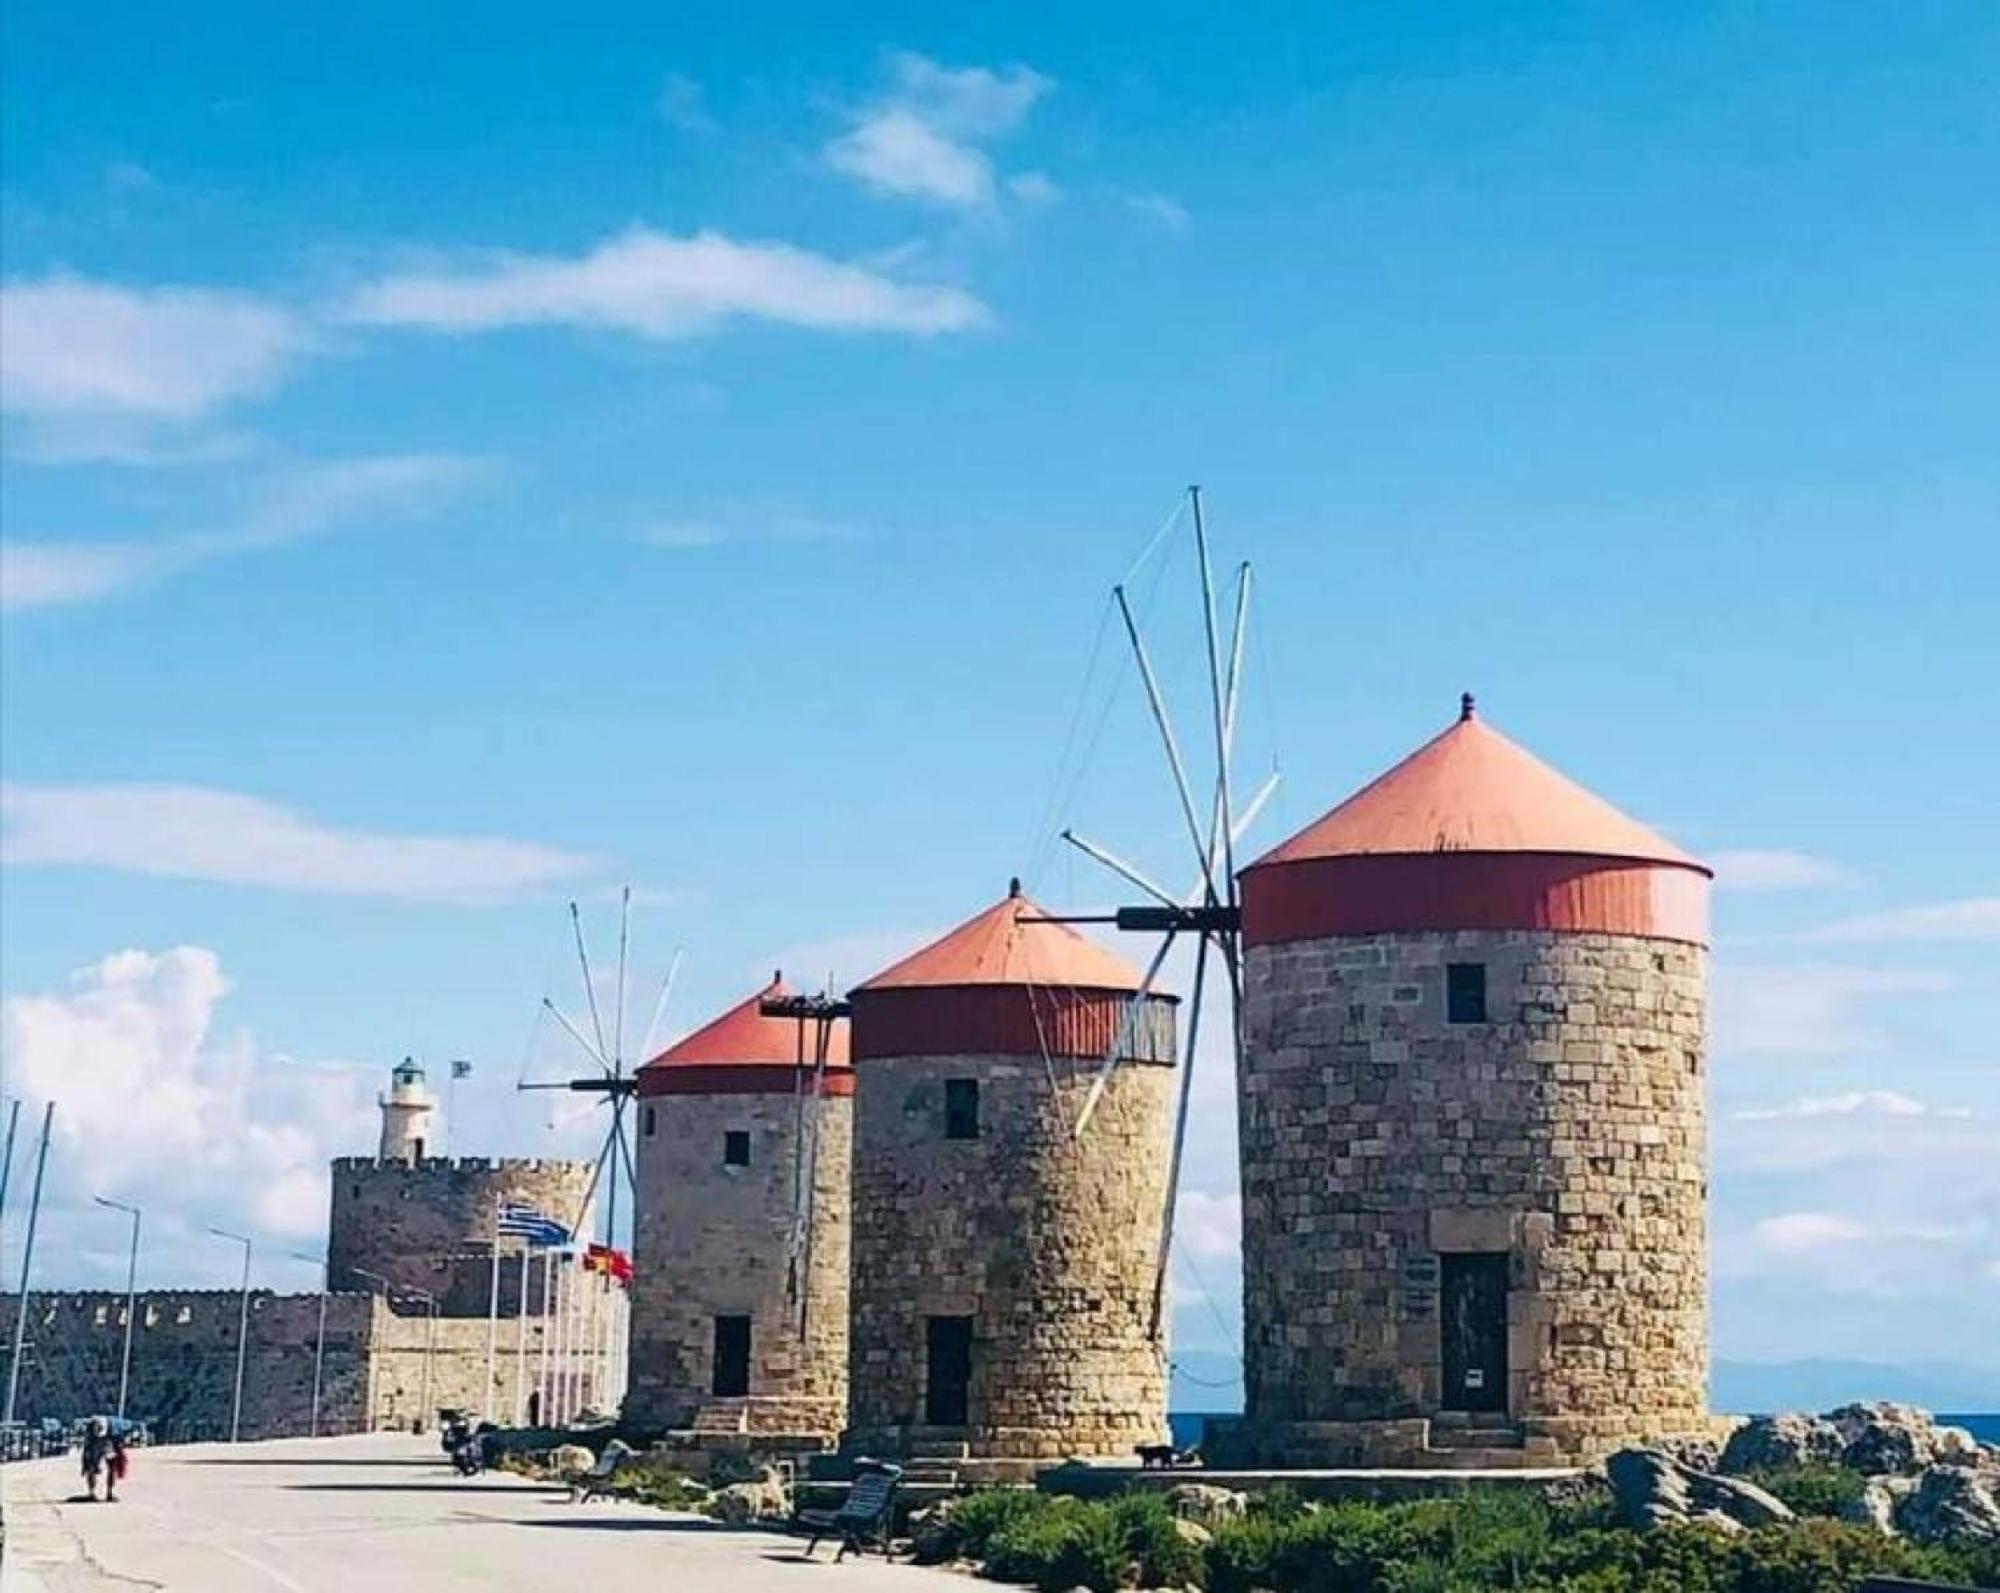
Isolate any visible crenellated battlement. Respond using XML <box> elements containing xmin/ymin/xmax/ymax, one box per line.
<box><xmin>330</xmin><ymin>1155</ymin><xmax>592</xmax><ymax>1175</ymax></box>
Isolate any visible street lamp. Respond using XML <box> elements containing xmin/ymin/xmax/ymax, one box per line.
<box><xmin>289</xmin><ymin>1251</ymin><xmax>329</xmax><ymax>1439</ymax></box>
<box><xmin>93</xmin><ymin>1197</ymin><xmax>141</xmax><ymax>1423</ymax></box>
<box><xmin>207</xmin><ymin>1228</ymin><xmax>252</xmax><ymax>1444</ymax></box>
<box><xmin>405</xmin><ymin>1287</ymin><xmax>438</xmax><ymax>1432</ymax></box>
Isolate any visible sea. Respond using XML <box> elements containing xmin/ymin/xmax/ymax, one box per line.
<box><xmin>1168</xmin><ymin>1412</ymin><xmax>2000</xmax><ymax>1452</ymax></box>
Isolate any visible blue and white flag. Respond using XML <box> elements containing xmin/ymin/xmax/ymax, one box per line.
<box><xmin>497</xmin><ymin>1202</ymin><xmax>570</xmax><ymax>1247</ymax></box>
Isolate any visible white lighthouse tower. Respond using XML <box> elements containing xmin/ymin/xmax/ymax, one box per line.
<box><xmin>378</xmin><ymin>1058</ymin><xmax>437</xmax><ymax>1163</ymax></box>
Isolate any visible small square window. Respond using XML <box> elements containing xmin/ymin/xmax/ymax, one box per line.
<box><xmin>642</xmin><ymin>1105</ymin><xmax>657</xmax><ymax>1139</ymax></box>
<box><xmin>1446</xmin><ymin>963</ymin><xmax>1487</xmax><ymax>1024</ymax></box>
<box><xmin>944</xmin><ymin>1078</ymin><xmax>980</xmax><ymax>1141</ymax></box>
<box><xmin>723</xmin><ymin>1130</ymin><xmax>751</xmax><ymax>1167</ymax></box>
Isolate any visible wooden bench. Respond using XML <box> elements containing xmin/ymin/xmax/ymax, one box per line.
<box><xmin>795</xmin><ymin>1461</ymin><xmax>903</xmax><ymax>1561</ymax></box>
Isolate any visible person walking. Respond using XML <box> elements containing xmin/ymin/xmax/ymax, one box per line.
<box><xmin>80</xmin><ymin>1416</ymin><xmax>112</xmax><ymax>1502</ymax></box>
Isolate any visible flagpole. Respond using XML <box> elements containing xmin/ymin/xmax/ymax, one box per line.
<box><xmin>538</xmin><ymin>1248</ymin><xmax>554</xmax><ymax>1426</ymax></box>
<box><xmin>554</xmin><ymin>1253</ymin><xmax>568</xmax><ymax>1426</ymax></box>
<box><xmin>485</xmin><ymin>1208</ymin><xmax>500</xmax><ymax>1421</ymax></box>
<box><xmin>514</xmin><ymin>1246</ymin><xmax>530</xmax><ymax>1424</ymax></box>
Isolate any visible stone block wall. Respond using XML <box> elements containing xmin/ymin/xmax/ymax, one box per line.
<box><xmin>1</xmin><ymin>1282</ymin><xmax>625</xmax><ymax>1438</ymax></box>
<box><xmin>0</xmin><ymin>1290</ymin><xmax>375</xmax><ymax>1441</ymax></box>
<box><xmin>847</xmin><ymin>1052</ymin><xmax>1176</xmax><ymax>1461</ymax></box>
<box><xmin>327</xmin><ymin>1156</ymin><xmax>596</xmax><ymax>1296</ymax></box>
<box><xmin>1233</xmin><ymin>929</ymin><xmax>1708</xmax><ymax>1462</ymax></box>
<box><xmin>626</xmin><ymin>1091</ymin><xmax>850</xmax><ymax>1437</ymax></box>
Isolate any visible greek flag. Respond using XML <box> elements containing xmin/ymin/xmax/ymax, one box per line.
<box><xmin>496</xmin><ymin>1202</ymin><xmax>570</xmax><ymax>1247</ymax></box>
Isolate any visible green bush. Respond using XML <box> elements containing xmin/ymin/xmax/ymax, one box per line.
<box><xmin>983</xmin><ymin>1498</ymin><xmax>1125</xmax><ymax>1592</ymax></box>
<box><xmin>927</xmin><ymin>1486</ymin><xmax>1045</xmax><ymax>1563</ymax></box>
<box><xmin>1737</xmin><ymin>1464</ymin><xmax>1866</xmax><ymax>1520</ymax></box>
<box><xmin>1111</xmin><ymin>1491</ymin><xmax>1206</xmax><ymax>1588</ymax></box>
<box><xmin>1207</xmin><ymin>1511</ymin><xmax>1289</xmax><ymax>1593</ymax></box>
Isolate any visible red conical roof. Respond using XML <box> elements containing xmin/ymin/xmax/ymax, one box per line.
<box><xmin>1250</xmin><ymin>698</ymin><xmax>1706</xmax><ymax>873</ymax></box>
<box><xmin>639</xmin><ymin>973</ymin><xmax>851</xmax><ymax>1072</ymax></box>
<box><xmin>855</xmin><ymin>881</ymin><xmax>1148</xmax><ymax>993</ymax></box>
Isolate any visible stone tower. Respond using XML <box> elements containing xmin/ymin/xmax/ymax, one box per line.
<box><xmin>1214</xmin><ymin>698</ymin><xmax>1711</xmax><ymax>1467</ymax></box>
<box><xmin>379</xmin><ymin>1057</ymin><xmax>435</xmax><ymax>1162</ymax></box>
<box><xmin>329</xmin><ymin>1061</ymin><xmax>597</xmax><ymax>1298</ymax></box>
<box><xmin>625</xmin><ymin>974</ymin><xmax>853</xmax><ymax>1438</ymax></box>
<box><xmin>845</xmin><ymin>882</ymin><xmax>1180</xmax><ymax>1466</ymax></box>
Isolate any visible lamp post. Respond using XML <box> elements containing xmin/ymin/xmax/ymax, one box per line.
<box><xmin>289</xmin><ymin>1251</ymin><xmax>329</xmax><ymax>1438</ymax></box>
<box><xmin>405</xmin><ymin>1287</ymin><xmax>438</xmax><ymax>1431</ymax></box>
<box><xmin>93</xmin><ymin>1197</ymin><xmax>142</xmax><ymax>1423</ymax></box>
<box><xmin>208</xmin><ymin>1228</ymin><xmax>252</xmax><ymax>1443</ymax></box>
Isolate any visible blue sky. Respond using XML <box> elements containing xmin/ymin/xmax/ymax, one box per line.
<box><xmin>3</xmin><ymin>2</ymin><xmax>1996</xmax><ymax>1386</ymax></box>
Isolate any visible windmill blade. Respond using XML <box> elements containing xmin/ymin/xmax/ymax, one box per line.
<box><xmin>634</xmin><ymin>948</ymin><xmax>685</xmax><ymax>1068</ymax></box>
<box><xmin>1114</xmin><ymin>585</ymin><xmax>1211</xmax><ymax>880</ymax></box>
<box><xmin>1073</xmin><ymin>928</ymin><xmax>1178</xmax><ymax>1138</ymax></box>
<box><xmin>1061</xmin><ymin>828</ymin><xmax>1178</xmax><ymax>911</ymax></box>
<box><xmin>1181</xmin><ymin>771</ymin><xmax>1281</xmax><ymax>904</ymax></box>
<box><xmin>570</xmin><ymin>901</ymin><xmax>612</xmax><ymax>1059</ymax></box>
<box><xmin>1150</xmin><ymin>927</ymin><xmax>1210</xmax><ymax>1338</ymax></box>
<box><xmin>612</xmin><ymin>885</ymin><xmax>631</xmax><ymax>1073</ymax></box>
<box><xmin>540</xmin><ymin>998</ymin><xmax>612</xmax><ymax>1075</ymax></box>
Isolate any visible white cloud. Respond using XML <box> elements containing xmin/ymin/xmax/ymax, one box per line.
<box><xmin>1711</xmin><ymin>849</ymin><xmax>1846</xmax><ymax>891</ymax></box>
<box><xmin>1</xmin><ymin>782</ymin><xmax>598</xmax><ymax>901</ymax></box>
<box><xmin>635</xmin><ymin>510</ymin><xmax>863</xmax><ymax>550</ymax></box>
<box><xmin>1733</xmin><ymin>1090</ymin><xmax>1963</xmax><ymax>1122</ymax></box>
<box><xmin>1</xmin><ymin>452</ymin><xmax>480</xmax><ymax>611</ymax></box>
<box><xmin>0</xmin><ymin>275</ymin><xmax>311</xmax><ymax>421</ymax></box>
<box><xmin>1123</xmin><ymin>192</ymin><xmax>1192</xmax><ymax>230</ymax></box>
<box><xmin>1008</xmin><ymin>172</ymin><xmax>1062</xmax><ymax>205</ymax></box>
<box><xmin>341</xmin><ymin>225</ymin><xmax>987</xmax><ymax>340</ymax></box>
<box><xmin>1804</xmin><ymin>897</ymin><xmax>2000</xmax><ymax>944</ymax></box>
<box><xmin>1711</xmin><ymin>964</ymin><xmax>1954</xmax><ymax>1056</ymax></box>
<box><xmin>636</xmin><ymin>520</ymin><xmax>729</xmax><ymax>549</ymax></box>
<box><xmin>825</xmin><ymin>53</ymin><xmax>1052</xmax><ymax>208</ymax></box>
<box><xmin>1</xmin><ymin>948</ymin><xmax>379</xmax><ymax>1270</ymax></box>
<box><xmin>1174</xmin><ymin>1189</ymin><xmax>1241</xmax><ymax>1261</ymax></box>
<box><xmin>1749</xmin><ymin>1212</ymin><xmax>1871</xmax><ymax>1253</ymax></box>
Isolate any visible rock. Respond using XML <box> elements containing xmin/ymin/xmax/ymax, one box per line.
<box><xmin>1165</xmin><ymin>1483</ymin><xmax>1248</xmax><ymax>1529</ymax></box>
<box><xmin>547</xmin><ymin>1444</ymin><xmax>595</xmax><ymax>1476</ymax></box>
<box><xmin>1893</xmin><ymin>1465</ymin><xmax>2000</xmax><ymax>1545</ymax></box>
<box><xmin>1935</xmin><ymin>1425</ymin><xmax>1980</xmax><ymax>1465</ymax></box>
<box><xmin>1828</xmin><ymin>1402</ymin><xmax>1950</xmax><ymax>1475</ymax></box>
<box><xmin>1607</xmin><ymin>1448</ymin><xmax>1795</xmax><ymax>1533</ymax></box>
<box><xmin>705</xmin><ymin>1474</ymin><xmax>789</xmax><ymax>1525</ymax></box>
<box><xmin>1688</xmin><ymin>1509</ymin><xmax>1748</xmax><ymax>1536</ymax></box>
<box><xmin>1718</xmin><ymin>1413</ymin><xmax>1843</xmax><ymax>1473</ymax></box>
<box><xmin>1842</xmin><ymin>1474</ymin><xmax>1912</xmax><ymax>1536</ymax></box>
<box><xmin>906</xmin><ymin>1497</ymin><xmax>964</xmax><ymax>1563</ymax></box>
<box><xmin>1171</xmin><ymin>1517</ymin><xmax>1213</xmax><ymax>1550</ymax></box>
<box><xmin>1651</xmin><ymin>1433</ymin><xmax>1724</xmax><ymax>1473</ymax></box>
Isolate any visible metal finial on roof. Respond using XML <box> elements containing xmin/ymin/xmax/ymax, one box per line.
<box><xmin>1007</xmin><ymin>875</ymin><xmax>1023</xmax><ymax>899</ymax></box>
<box><xmin>773</xmin><ymin>968</ymin><xmax>783</xmax><ymax>984</ymax></box>
<box><xmin>1459</xmin><ymin>692</ymin><xmax>1476</xmax><ymax>723</ymax></box>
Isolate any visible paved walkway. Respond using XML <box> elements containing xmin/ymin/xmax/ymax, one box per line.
<box><xmin>1</xmin><ymin>1431</ymin><xmax>963</xmax><ymax>1592</ymax></box>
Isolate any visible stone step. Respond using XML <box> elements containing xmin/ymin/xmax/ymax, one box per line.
<box><xmin>1430</xmin><ymin>1426</ymin><xmax>1525</xmax><ymax>1450</ymax></box>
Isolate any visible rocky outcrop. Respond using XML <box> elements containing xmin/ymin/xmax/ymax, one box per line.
<box><xmin>1719</xmin><ymin>1413</ymin><xmax>1844</xmax><ymax>1473</ymax></box>
<box><xmin>1165</xmin><ymin>1483</ymin><xmax>1248</xmax><ymax>1530</ymax></box>
<box><xmin>1606</xmin><ymin>1448</ymin><xmax>1795</xmax><ymax>1533</ymax></box>
<box><xmin>1893</xmin><ymin>1465</ymin><xmax>2000</xmax><ymax>1544</ymax></box>
<box><xmin>1828</xmin><ymin>1402</ymin><xmax>1962</xmax><ymax>1474</ymax></box>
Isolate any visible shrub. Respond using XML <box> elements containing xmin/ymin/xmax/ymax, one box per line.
<box><xmin>1207</xmin><ymin>1511</ymin><xmax>1289</xmax><ymax>1593</ymax></box>
<box><xmin>984</xmin><ymin>1497</ymin><xmax>1126</xmax><ymax>1593</ymax></box>
<box><xmin>1111</xmin><ymin>1491</ymin><xmax>1206</xmax><ymax>1588</ymax></box>
<box><xmin>1737</xmin><ymin>1464</ymin><xmax>1866</xmax><ymax>1520</ymax></box>
<box><xmin>929</xmin><ymin>1486</ymin><xmax>1046</xmax><ymax>1563</ymax></box>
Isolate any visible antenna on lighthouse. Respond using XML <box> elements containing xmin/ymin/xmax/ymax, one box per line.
<box><xmin>1056</xmin><ymin>486</ymin><xmax>1278</xmax><ymax>1340</ymax></box>
<box><xmin>518</xmin><ymin>886</ymin><xmax>682</xmax><ymax>1254</ymax></box>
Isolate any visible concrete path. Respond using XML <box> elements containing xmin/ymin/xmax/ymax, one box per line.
<box><xmin>1</xmin><ymin>1432</ymin><xmax>965</xmax><ymax>1592</ymax></box>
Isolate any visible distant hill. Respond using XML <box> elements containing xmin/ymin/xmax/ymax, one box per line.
<box><xmin>1169</xmin><ymin>1352</ymin><xmax>2000</xmax><ymax>1417</ymax></box>
<box><xmin>1713</xmin><ymin>1358</ymin><xmax>2000</xmax><ymax>1415</ymax></box>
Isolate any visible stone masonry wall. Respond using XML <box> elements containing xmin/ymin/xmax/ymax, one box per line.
<box><xmin>1</xmin><ymin>1282</ymin><xmax>625</xmax><ymax>1438</ymax></box>
<box><xmin>1236</xmin><ymin>929</ymin><xmax>1708</xmax><ymax>1461</ymax></box>
<box><xmin>847</xmin><ymin>1052</ymin><xmax>1176</xmax><ymax>1462</ymax></box>
<box><xmin>0</xmin><ymin>1290</ymin><xmax>374</xmax><ymax>1441</ymax></box>
<box><xmin>626</xmin><ymin>1091</ymin><xmax>850</xmax><ymax>1437</ymax></box>
<box><xmin>327</xmin><ymin>1156</ymin><xmax>596</xmax><ymax>1296</ymax></box>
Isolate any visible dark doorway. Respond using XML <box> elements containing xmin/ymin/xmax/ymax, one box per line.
<box><xmin>1440</xmin><ymin>1253</ymin><xmax>1508</xmax><ymax>1413</ymax></box>
<box><xmin>924</xmin><ymin>1315</ymin><xmax>973</xmax><ymax>1425</ymax></box>
<box><xmin>712</xmin><ymin>1314</ymin><xmax>751</xmax><ymax>1397</ymax></box>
